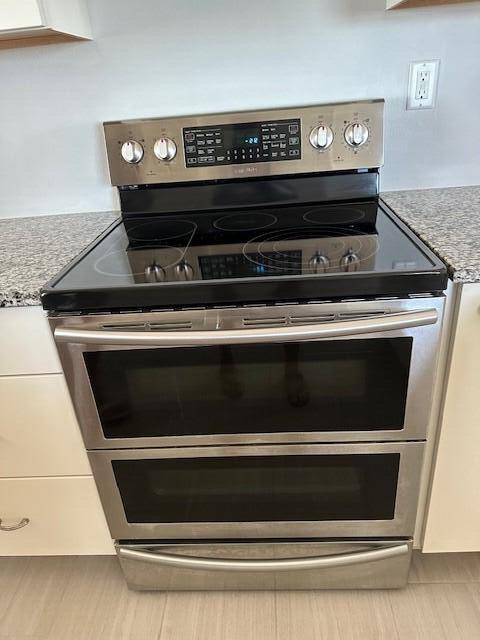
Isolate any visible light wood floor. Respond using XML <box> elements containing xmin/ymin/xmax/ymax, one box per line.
<box><xmin>1</xmin><ymin>553</ymin><xmax>480</xmax><ymax>639</ymax></box>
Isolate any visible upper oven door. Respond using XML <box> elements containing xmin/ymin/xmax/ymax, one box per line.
<box><xmin>52</xmin><ymin>297</ymin><xmax>444</xmax><ymax>449</ymax></box>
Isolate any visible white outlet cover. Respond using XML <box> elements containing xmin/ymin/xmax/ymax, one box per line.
<box><xmin>407</xmin><ymin>60</ymin><xmax>440</xmax><ymax>110</ymax></box>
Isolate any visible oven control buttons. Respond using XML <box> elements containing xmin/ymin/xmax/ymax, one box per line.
<box><xmin>121</xmin><ymin>140</ymin><xmax>144</xmax><ymax>164</ymax></box>
<box><xmin>344</xmin><ymin>123</ymin><xmax>369</xmax><ymax>148</ymax></box>
<box><xmin>340</xmin><ymin>250</ymin><xmax>361</xmax><ymax>272</ymax></box>
<box><xmin>174</xmin><ymin>261</ymin><xmax>194</xmax><ymax>281</ymax></box>
<box><xmin>309</xmin><ymin>125</ymin><xmax>334</xmax><ymax>151</ymax></box>
<box><xmin>309</xmin><ymin>253</ymin><xmax>330</xmax><ymax>273</ymax></box>
<box><xmin>145</xmin><ymin>264</ymin><xmax>166</xmax><ymax>283</ymax></box>
<box><xmin>154</xmin><ymin>137</ymin><xmax>177</xmax><ymax>161</ymax></box>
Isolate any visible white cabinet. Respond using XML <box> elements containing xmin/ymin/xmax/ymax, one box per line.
<box><xmin>0</xmin><ymin>0</ymin><xmax>43</xmax><ymax>31</ymax></box>
<box><xmin>0</xmin><ymin>0</ymin><xmax>91</xmax><ymax>44</ymax></box>
<box><xmin>0</xmin><ymin>375</ymin><xmax>91</xmax><ymax>478</ymax></box>
<box><xmin>0</xmin><ymin>307</ymin><xmax>114</xmax><ymax>556</ymax></box>
<box><xmin>423</xmin><ymin>283</ymin><xmax>480</xmax><ymax>552</ymax></box>
<box><xmin>387</xmin><ymin>0</ymin><xmax>478</xmax><ymax>9</ymax></box>
<box><xmin>0</xmin><ymin>477</ymin><xmax>113</xmax><ymax>556</ymax></box>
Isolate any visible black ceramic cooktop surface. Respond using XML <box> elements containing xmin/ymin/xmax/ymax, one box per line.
<box><xmin>41</xmin><ymin>200</ymin><xmax>447</xmax><ymax>313</ymax></box>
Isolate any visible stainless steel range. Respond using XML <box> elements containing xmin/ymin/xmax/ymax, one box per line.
<box><xmin>42</xmin><ymin>100</ymin><xmax>447</xmax><ymax>591</ymax></box>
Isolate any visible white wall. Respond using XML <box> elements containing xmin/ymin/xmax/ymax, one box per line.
<box><xmin>0</xmin><ymin>0</ymin><xmax>479</xmax><ymax>218</ymax></box>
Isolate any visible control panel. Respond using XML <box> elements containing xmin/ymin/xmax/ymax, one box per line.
<box><xmin>104</xmin><ymin>100</ymin><xmax>384</xmax><ymax>186</ymax></box>
<box><xmin>183</xmin><ymin>119</ymin><xmax>301</xmax><ymax>168</ymax></box>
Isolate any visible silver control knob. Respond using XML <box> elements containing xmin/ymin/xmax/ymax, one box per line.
<box><xmin>309</xmin><ymin>253</ymin><xmax>330</xmax><ymax>273</ymax></box>
<box><xmin>145</xmin><ymin>264</ymin><xmax>165</xmax><ymax>283</ymax></box>
<box><xmin>174</xmin><ymin>261</ymin><xmax>194</xmax><ymax>281</ymax></box>
<box><xmin>340</xmin><ymin>251</ymin><xmax>361</xmax><ymax>272</ymax></box>
<box><xmin>121</xmin><ymin>140</ymin><xmax>144</xmax><ymax>164</ymax></box>
<box><xmin>344</xmin><ymin>123</ymin><xmax>369</xmax><ymax>147</ymax></box>
<box><xmin>154</xmin><ymin>137</ymin><xmax>177</xmax><ymax>161</ymax></box>
<box><xmin>309</xmin><ymin>125</ymin><xmax>334</xmax><ymax>151</ymax></box>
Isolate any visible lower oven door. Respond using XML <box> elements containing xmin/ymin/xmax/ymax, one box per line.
<box><xmin>116</xmin><ymin>539</ymin><xmax>413</xmax><ymax>590</ymax></box>
<box><xmin>88</xmin><ymin>442</ymin><xmax>424</xmax><ymax>540</ymax></box>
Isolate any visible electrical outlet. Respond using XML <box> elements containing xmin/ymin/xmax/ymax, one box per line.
<box><xmin>407</xmin><ymin>60</ymin><xmax>440</xmax><ymax>110</ymax></box>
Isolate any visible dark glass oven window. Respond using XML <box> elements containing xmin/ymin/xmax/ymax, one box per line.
<box><xmin>112</xmin><ymin>454</ymin><xmax>400</xmax><ymax>523</ymax></box>
<box><xmin>84</xmin><ymin>338</ymin><xmax>412</xmax><ymax>439</ymax></box>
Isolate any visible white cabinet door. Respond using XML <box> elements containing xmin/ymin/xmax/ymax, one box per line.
<box><xmin>0</xmin><ymin>307</ymin><xmax>61</xmax><ymax>376</ymax></box>
<box><xmin>0</xmin><ymin>476</ymin><xmax>114</xmax><ymax>556</ymax></box>
<box><xmin>0</xmin><ymin>374</ymin><xmax>90</xmax><ymax>478</ymax></box>
<box><xmin>0</xmin><ymin>0</ymin><xmax>43</xmax><ymax>31</ymax></box>
<box><xmin>423</xmin><ymin>283</ymin><xmax>480</xmax><ymax>552</ymax></box>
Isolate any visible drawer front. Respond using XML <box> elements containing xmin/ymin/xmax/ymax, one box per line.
<box><xmin>0</xmin><ymin>477</ymin><xmax>114</xmax><ymax>556</ymax></box>
<box><xmin>0</xmin><ymin>308</ymin><xmax>61</xmax><ymax>376</ymax></box>
<box><xmin>117</xmin><ymin>540</ymin><xmax>412</xmax><ymax>591</ymax></box>
<box><xmin>0</xmin><ymin>375</ymin><xmax>90</xmax><ymax>478</ymax></box>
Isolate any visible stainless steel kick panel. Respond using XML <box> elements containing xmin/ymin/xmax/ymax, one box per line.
<box><xmin>51</xmin><ymin>296</ymin><xmax>445</xmax><ymax>449</ymax></box>
<box><xmin>104</xmin><ymin>100</ymin><xmax>384</xmax><ymax>186</ymax></box>
<box><xmin>88</xmin><ymin>441</ymin><xmax>425</xmax><ymax>541</ymax></box>
<box><xmin>116</xmin><ymin>540</ymin><xmax>413</xmax><ymax>591</ymax></box>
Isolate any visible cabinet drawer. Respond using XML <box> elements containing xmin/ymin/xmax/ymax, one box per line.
<box><xmin>0</xmin><ymin>308</ymin><xmax>61</xmax><ymax>376</ymax></box>
<box><xmin>0</xmin><ymin>375</ymin><xmax>90</xmax><ymax>478</ymax></box>
<box><xmin>0</xmin><ymin>476</ymin><xmax>114</xmax><ymax>556</ymax></box>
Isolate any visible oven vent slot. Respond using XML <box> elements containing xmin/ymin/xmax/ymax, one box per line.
<box><xmin>289</xmin><ymin>314</ymin><xmax>336</xmax><ymax>325</ymax></box>
<box><xmin>337</xmin><ymin>310</ymin><xmax>387</xmax><ymax>320</ymax></box>
<box><xmin>148</xmin><ymin>322</ymin><xmax>193</xmax><ymax>331</ymax></box>
<box><xmin>102</xmin><ymin>322</ymin><xmax>146</xmax><ymax>331</ymax></box>
<box><xmin>101</xmin><ymin>321</ymin><xmax>193</xmax><ymax>332</ymax></box>
<box><xmin>243</xmin><ymin>317</ymin><xmax>287</xmax><ymax>327</ymax></box>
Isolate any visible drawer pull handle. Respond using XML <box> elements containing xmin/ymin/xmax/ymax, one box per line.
<box><xmin>0</xmin><ymin>518</ymin><xmax>30</xmax><ymax>531</ymax></box>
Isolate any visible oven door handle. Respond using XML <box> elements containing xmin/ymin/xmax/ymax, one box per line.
<box><xmin>54</xmin><ymin>308</ymin><xmax>438</xmax><ymax>346</ymax></box>
<box><xmin>117</xmin><ymin>542</ymin><xmax>410</xmax><ymax>572</ymax></box>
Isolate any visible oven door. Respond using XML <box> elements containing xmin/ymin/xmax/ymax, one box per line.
<box><xmin>52</xmin><ymin>297</ymin><xmax>444</xmax><ymax>448</ymax></box>
<box><xmin>88</xmin><ymin>442</ymin><xmax>424</xmax><ymax>540</ymax></box>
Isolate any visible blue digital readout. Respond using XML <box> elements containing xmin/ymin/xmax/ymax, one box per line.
<box><xmin>244</xmin><ymin>136</ymin><xmax>259</xmax><ymax>145</ymax></box>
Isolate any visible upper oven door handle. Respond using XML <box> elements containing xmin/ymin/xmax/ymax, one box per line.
<box><xmin>54</xmin><ymin>308</ymin><xmax>438</xmax><ymax>346</ymax></box>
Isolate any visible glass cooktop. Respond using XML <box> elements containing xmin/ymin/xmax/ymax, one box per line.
<box><xmin>41</xmin><ymin>200</ymin><xmax>447</xmax><ymax>312</ymax></box>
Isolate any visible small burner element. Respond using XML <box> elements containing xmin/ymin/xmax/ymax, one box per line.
<box><xmin>303</xmin><ymin>207</ymin><xmax>367</xmax><ymax>226</ymax></box>
<box><xmin>214</xmin><ymin>212</ymin><xmax>278</xmax><ymax>232</ymax></box>
<box><xmin>95</xmin><ymin>247</ymin><xmax>184</xmax><ymax>277</ymax></box>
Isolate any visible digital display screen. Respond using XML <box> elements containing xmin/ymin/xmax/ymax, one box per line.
<box><xmin>226</xmin><ymin>124</ymin><xmax>262</xmax><ymax>148</ymax></box>
<box><xmin>199</xmin><ymin>251</ymin><xmax>302</xmax><ymax>280</ymax></box>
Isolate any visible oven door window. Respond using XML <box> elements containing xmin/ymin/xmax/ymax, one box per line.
<box><xmin>84</xmin><ymin>338</ymin><xmax>412</xmax><ymax>439</ymax></box>
<box><xmin>112</xmin><ymin>454</ymin><xmax>400</xmax><ymax>523</ymax></box>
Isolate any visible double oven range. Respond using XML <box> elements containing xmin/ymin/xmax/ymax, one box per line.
<box><xmin>42</xmin><ymin>100</ymin><xmax>447</xmax><ymax>590</ymax></box>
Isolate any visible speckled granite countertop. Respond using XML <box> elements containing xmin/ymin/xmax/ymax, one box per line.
<box><xmin>0</xmin><ymin>211</ymin><xmax>118</xmax><ymax>307</ymax></box>
<box><xmin>1</xmin><ymin>185</ymin><xmax>479</xmax><ymax>308</ymax></box>
<box><xmin>382</xmin><ymin>185</ymin><xmax>480</xmax><ymax>284</ymax></box>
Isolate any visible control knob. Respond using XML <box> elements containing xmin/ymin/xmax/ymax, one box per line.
<box><xmin>344</xmin><ymin>123</ymin><xmax>369</xmax><ymax>148</ymax></box>
<box><xmin>121</xmin><ymin>140</ymin><xmax>144</xmax><ymax>164</ymax></box>
<box><xmin>145</xmin><ymin>264</ymin><xmax>166</xmax><ymax>283</ymax></box>
<box><xmin>309</xmin><ymin>253</ymin><xmax>330</xmax><ymax>273</ymax></box>
<box><xmin>340</xmin><ymin>250</ymin><xmax>361</xmax><ymax>272</ymax></box>
<box><xmin>174</xmin><ymin>261</ymin><xmax>194</xmax><ymax>281</ymax></box>
<box><xmin>154</xmin><ymin>137</ymin><xmax>177</xmax><ymax>161</ymax></box>
<box><xmin>309</xmin><ymin>125</ymin><xmax>334</xmax><ymax>151</ymax></box>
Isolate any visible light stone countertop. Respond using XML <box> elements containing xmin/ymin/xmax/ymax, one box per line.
<box><xmin>1</xmin><ymin>185</ymin><xmax>479</xmax><ymax>308</ymax></box>
<box><xmin>0</xmin><ymin>211</ymin><xmax>118</xmax><ymax>307</ymax></box>
<box><xmin>381</xmin><ymin>185</ymin><xmax>480</xmax><ymax>284</ymax></box>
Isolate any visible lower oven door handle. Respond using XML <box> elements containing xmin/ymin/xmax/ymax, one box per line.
<box><xmin>117</xmin><ymin>543</ymin><xmax>410</xmax><ymax>573</ymax></box>
<box><xmin>54</xmin><ymin>309</ymin><xmax>438</xmax><ymax>346</ymax></box>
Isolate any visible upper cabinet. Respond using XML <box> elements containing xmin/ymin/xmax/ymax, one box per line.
<box><xmin>387</xmin><ymin>0</ymin><xmax>478</xmax><ymax>8</ymax></box>
<box><xmin>0</xmin><ymin>0</ymin><xmax>91</xmax><ymax>46</ymax></box>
